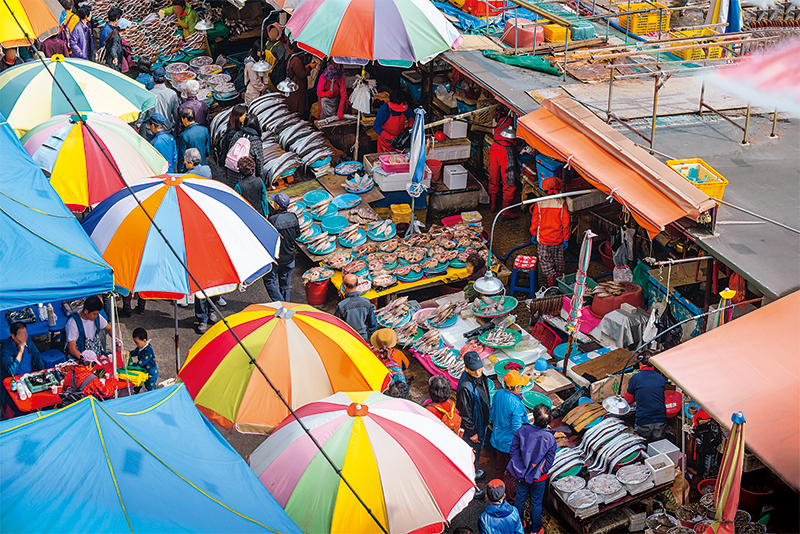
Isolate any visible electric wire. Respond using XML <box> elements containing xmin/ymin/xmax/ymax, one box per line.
<box><xmin>2</xmin><ymin>5</ymin><xmax>389</xmax><ymax>531</ymax></box>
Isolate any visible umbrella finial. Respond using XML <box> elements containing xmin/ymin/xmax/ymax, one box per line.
<box><xmin>347</xmin><ymin>402</ymin><xmax>369</xmax><ymax>417</ymax></box>
<box><xmin>51</xmin><ymin>54</ymin><xmax>65</xmax><ymax>63</ymax></box>
<box><xmin>275</xmin><ymin>306</ymin><xmax>295</xmax><ymax>320</ymax></box>
<box><xmin>732</xmin><ymin>412</ymin><xmax>746</xmax><ymax>424</ymax></box>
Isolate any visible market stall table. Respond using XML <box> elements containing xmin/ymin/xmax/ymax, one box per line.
<box><xmin>3</xmin><ymin>352</ymin><xmax>131</xmax><ymax>413</ymax></box>
<box><xmin>1</xmin><ymin>306</ymin><xmax>107</xmax><ymax>340</ymax></box>
<box><xmin>546</xmin><ymin>481</ymin><xmax>672</xmax><ymax>534</ymax></box>
<box><xmin>317</xmin><ymin>173</ymin><xmax>385</xmax><ymax>204</ymax></box>
<box><xmin>328</xmin><ymin>265</ymin><xmax>471</xmax><ymax>303</ymax></box>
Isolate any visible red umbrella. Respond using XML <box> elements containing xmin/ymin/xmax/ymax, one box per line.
<box><xmin>704</xmin><ymin>411</ymin><xmax>746</xmax><ymax>534</ymax></box>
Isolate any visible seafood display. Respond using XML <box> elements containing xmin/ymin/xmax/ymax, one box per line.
<box><xmin>376</xmin><ymin>297</ymin><xmax>409</xmax><ymax>327</ymax></box>
<box><xmin>564</xmin><ymin>402</ymin><xmax>607</xmax><ymax>432</ymax></box>
<box><xmin>343</xmin><ymin>260</ymin><xmax>367</xmax><ymax>275</ymax></box>
<box><xmin>349</xmin><ymin>207</ymin><xmax>380</xmax><ymax>225</ymax></box>
<box><xmin>591</xmin><ymin>281</ymin><xmax>629</xmax><ymax>298</ymax></box>
<box><xmin>427</xmin><ymin>301</ymin><xmax>457</xmax><ymax>327</ymax></box>
<box><xmin>302</xmin><ymin>267</ymin><xmax>334</xmax><ymax>283</ymax></box>
<box><xmin>372</xmin><ymin>274</ymin><xmax>396</xmax><ymax>290</ymax></box>
<box><xmin>587</xmin><ymin>474</ymin><xmax>622</xmax><ymax>496</ymax></box>
<box><xmin>550</xmin><ymin>447</ymin><xmax>586</xmax><ymax>479</ymax></box>
<box><xmin>567</xmin><ymin>489</ymin><xmax>597</xmax><ymax>509</ymax></box>
<box><xmin>646</xmin><ymin>513</ymin><xmax>679</xmax><ymax>533</ymax></box>
<box><xmin>368</xmin><ymin>219</ymin><xmax>396</xmax><ymax>240</ymax></box>
<box><xmin>335</xmin><ymin>161</ymin><xmax>362</xmax><ymax>175</ymax></box>
<box><xmin>412</xmin><ymin>329</ymin><xmax>442</xmax><ymax>354</ymax></box>
<box><xmin>480</xmin><ymin>328</ymin><xmax>518</xmax><ymax>347</ymax></box>
<box><xmin>554</xmin><ymin>476</ymin><xmax>586</xmax><ymax>494</ymax></box>
<box><xmin>616</xmin><ymin>463</ymin><xmax>651</xmax><ymax>485</ymax></box>
<box><xmin>396</xmin><ymin>320</ymin><xmax>420</xmax><ymax>345</ymax></box>
<box><xmin>344</xmin><ymin>173</ymin><xmax>374</xmax><ymax>193</ymax></box>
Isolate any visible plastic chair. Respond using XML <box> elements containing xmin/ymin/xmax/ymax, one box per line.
<box><xmin>532</xmin><ymin>320</ymin><xmax>562</xmax><ymax>358</ymax></box>
<box><xmin>40</xmin><ymin>348</ymin><xmax>67</xmax><ymax>368</ymax></box>
<box><xmin>509</xmin><ymin>255</ymin><xmax>538</xmax><ymax>299</ymax></box>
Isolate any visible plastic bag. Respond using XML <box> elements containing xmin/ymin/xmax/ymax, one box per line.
<box><xmin>632</xmin><ymin>260</ymin><xmax>650</xmax><ymax>294</ymax></box>
<box><xmin>613</xmin><ymin>265</ymin><xmax>633</xmax><ymax>282</ymax></box>
<box><xmin>656</xmin><ymin>304</ymin><xmax>682</xmax><ymax>349</ymax></box>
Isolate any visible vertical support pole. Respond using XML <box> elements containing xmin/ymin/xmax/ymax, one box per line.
<box><xmin>650</xmin><ymin>75</ymin><xmax>659</xmax><ymax>153</ymax></box>
<box><xmin>111</xmin><ymin>293</ymin><xmax>117</xmax><ymax>399</ymax></box>
<box><xmin>562</xmin><ymin>27</ymin><xmax>569</xmax><ymax>82</ymax></box>
<box><xmin>486</xmin><ymin>0</ymin><xmax>490</xmax><ymax>34</ymax></box>
<box><xmin>174</xmin><ymin>300</ymin><xmax>180</xmax><ymax>374</ymax></box>
<box><xmin>514</xmin><ymin>7</ymin><xmax>519</xmax><ymax>55</ymax></box>
<box><xmin>625</xmin><ymin>0</ymin><xmax>631</xmax><ymax>44</ymax></box>
<box><xmin>698</xmin><ymin>81</ymin><xmax>705</xmax><ymax>114</ymax></box>
<box><xmin>769</xmin><ymin>108</ymin><xmax>779</xmax><ymax>138</ymax></box>
<box><xmin>702</xmin><ymin>257</ymin><xmax>714</xmax><ymax>332</ymax></box>
<box><xmin>354</xmin><ymin>111</ymin><xmax>361</xmax><ymax>161</ymax></box>
<box><xmin>741</xmin><ymin>103</ymin><xmax>751</xmax><ymax>145</ymax></box>
<box><xmin>680</xmin><ymin>386</ymin><xmax>686</xmax><ymax>472</ymax></box>
<box><xmin>607</xmin><ymin>65</ymin><xmax>615</xmax><ymax>123</ymax></box>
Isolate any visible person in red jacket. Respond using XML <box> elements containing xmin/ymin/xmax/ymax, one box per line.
<box><xmin>488</xmin><ymin>109</ymin><xmax>520</xmax><ymax>217</ymax></box>
<box><xmin>374</xmin><ymin>91</ymin><xmax>414</xmax><ymax>153</ymax></box>
<box><xmin>530</xmin><ymin>176</ymin><xmax>570</xmax><ymax>288</ymax></box>
<box><xmin>316</xmin><ymin>63</ymin><xmax>347</xmax><ymax>120</ymax></box>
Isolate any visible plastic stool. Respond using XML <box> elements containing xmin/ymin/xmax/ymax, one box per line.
<box><xmin>40</xmin><ymin>348</ymin><xmax>66</xmax><ymax>367</ymax></box>
<box><xmin>509</xmin><ymin>255</ymin><xmax>538</xmax><ymax>298</ymax></box>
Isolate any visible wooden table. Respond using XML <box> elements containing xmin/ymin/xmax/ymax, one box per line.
<box><xmin>545</xmin><ymin>481</ymin><xmax>672</xmax><ymax>534</ymax></box>
<box><xmin>571</xmin><ymin>348</ymin><xmax>633</xmax><ymax>382</ymax></box>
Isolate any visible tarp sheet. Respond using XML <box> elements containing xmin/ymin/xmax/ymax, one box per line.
<box><xmin>483</xmin><ymin>50</ymin><xmax>560</xmax><ymax>75</ymax></box>
<box><xmin>652</xmin><ymin>292</ymin><xmax>800</xmax><ymax>491</ymax></box>
<box><xmin>0</xmin><ymin>112</ymin><xmax>113</xmax><ymax>311</ymax></box>
<box><xmin>0</xmin><ymin>384</ymin><xmax>302</xmax><ymax>533</ymax></box>
<box><xmin>517</xmin><ymin>97</ymin><xmax>718</xmax><ymax>237</ymax></box>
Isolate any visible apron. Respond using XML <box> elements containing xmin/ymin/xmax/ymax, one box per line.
<box><xmin>319</xmin><ymin>96</ymin><xmax>340</xmax><ymax>120</ymax></box>
<box><xmin>376</xmin><ymin>110</ymin><xmax>406</xmax><ymax>153</ymax></box>
<box><xmin>264</xmin><ymin>41</ymin><xmax>281</xmax><ymax>92</ymax></box>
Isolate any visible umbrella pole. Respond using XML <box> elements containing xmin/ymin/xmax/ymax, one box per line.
<box><xmin>353</xmin><ymin>111</ymin><xmax>361</xmax><ymax>161</ymax></box>
<box><xmin>562</xmin><ymin>334</ymin><xmax>576</xmax><ymax>375</ymax></box>
<box><xmin>111</xmin><ymin>293</ymin><xmax>118</xmax><ymax>399</ymax></box>
<box><xmin>174</xmin><ymin>300</ymin><xmax>180</xmax><ymax>373</ymax></box>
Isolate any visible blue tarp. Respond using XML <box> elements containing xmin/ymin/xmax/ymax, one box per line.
<box><xmin>0</xmin><ymin>112</ymin><xmax>114</xmax><ymax>311</ymax></box>
<box><xmin>0</xmin><ymin>384</ymin><xmax>302</xmax><ymax>533</ymax></box>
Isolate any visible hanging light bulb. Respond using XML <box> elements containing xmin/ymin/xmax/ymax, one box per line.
<box><xmin>277</xmin><ymin>78</ymin><xmax>299</xmax><ymax>97</ymax></box>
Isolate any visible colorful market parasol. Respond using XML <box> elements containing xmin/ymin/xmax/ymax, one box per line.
<box><xmin>20</xmin><ymin>113</ymin><xmax>167</xmax><ymax>212</ymax></box>
<box><xmin>179</xmin><ymin>303</ymin><xmax>391</xmax><ymax>434</ymax></box>
<box><xmin>562</xmin><ymin>229</ymin><xmax>596</xmax><ymax>373</ymax></box>
<box><xmin>249</xmin><ymin>391</ymin><xmax>476</xmax><ymax>533</ymax></box>
<box><xmin>704</xmin><ymin>38</ymin><xmax>800</xmax><ymax>118</ymax></box>
<box><xmin>704</xmin><ymin>412</ymin><xmax>746</xmax><ymax>534</ymax></box>
<box><xmin>286</xmin><ymin>0</ymin><xmax>463</xmax><ymax>65</ymax></box>
<box><xmin>705</xmin><ymin>0</ymin><xmax>742</xmax><ymax>34</ymax></box>
<box><xmin>0</xmin><ymin>55</ymin><xmax>156</xmax><ymax>136</ymax></box>
<box><xmin>81</xmin><ymin>175</ymin><xmax>281</xmax><ymax>299</ymax></box>
<box><xmin>0</xmin><ymin>0</ymin><xmax>60</xmax><ymax>47</ymax></box>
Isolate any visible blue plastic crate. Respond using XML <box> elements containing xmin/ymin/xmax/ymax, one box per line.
<box><xmin>456</xmin><ymin>100</ymin><xmax>476</xmax><ymax>115</ymax></box>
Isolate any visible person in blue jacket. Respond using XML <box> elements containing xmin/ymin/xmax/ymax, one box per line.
<box><xmin>99</xmin><ymin>6</ymin><xmax>122</xmax><ymax>46</ymax></box>
<box><xmin>373</xmin><ymin>90</ymin><xmax>414</xmax><ymax>153</ymax></box>
<box><xmin>126</xmin><ymin>327</ymin><xmax>158</xmax><ymax>392</ymax></box>
<box><xmin>1</xmin><ymin>323</ymin><xmax>44</xmax><ymax>418</ymax></box>
<box><xmin>490</xmin><ymin>369</ymin><xmax>531</xmax><ymax>505</ymax></box>
<box><xmin>177</xmin><ymin>107</ymin><xmax>209</xmax><ymax>172</ymax></box>
<box><xmin>479</xmin><ymin>479</ymin><xmax>524</xmax><ymax>534</ymax></box>
<box><xmin>148</xmin><ymin>113</ymin><xmax>177</xmax><ymax>172</ymax></box>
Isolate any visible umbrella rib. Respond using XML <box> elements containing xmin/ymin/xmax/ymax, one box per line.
<box><xmin>2</xmin><ymin>10</ymin><xmax>389</xmax><ymax>532</ymax></box>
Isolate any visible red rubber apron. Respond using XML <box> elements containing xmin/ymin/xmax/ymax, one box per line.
<box><xmin>376</xmin><ymin>106</ymin><xmax>408</xmax><ymax>153</ymax></box>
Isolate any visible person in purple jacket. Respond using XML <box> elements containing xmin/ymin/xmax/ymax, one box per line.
<box><xmin>507</xmin><ymin>404</ymin><xmax>556</xmax><ymax>534</ymax></box>
<box><xmin>68</xmin><ymin>5</ymin><xmax>93</xmax><ymax>60</ymax></box>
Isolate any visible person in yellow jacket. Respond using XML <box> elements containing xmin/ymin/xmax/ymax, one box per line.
<box><xmin>159</xmin><ymin>0</ymin><xmax>200</xmax><ymax>36</ymax></box>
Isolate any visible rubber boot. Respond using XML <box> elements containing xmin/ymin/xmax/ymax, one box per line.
<box><xmin>120</xmin><ymin>294</ymin><xmax>133</xmax><ymax>317</ymax></box>
<box><xmin>134</xmin><ymin>298</ymin><xmax>146</xmax><ymax>314</ymax></box>
<box><xmin>490</xmin><ymin>193</ymin><xmax>499</xmax><ymax>212</ymax></box>
<box><xmin>546</xmin><ymin>277</ymin><xmax>557</xmax><ymax>288</ymax></box>
<box><xmin>500</xmin><ymin>198</ymin><xmax>519</xmax><ymax>219</ymax></box>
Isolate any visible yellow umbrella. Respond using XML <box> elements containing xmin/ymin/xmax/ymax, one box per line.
<box><xmin>0</xmin><ymin>0</ymin><xmax>61</xmax><ymax>47</ymax></box>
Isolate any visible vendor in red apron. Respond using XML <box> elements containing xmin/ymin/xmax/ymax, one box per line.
<box><xmin>373</xmin><ymin>91</ymin><xmax>415</xmax><ymax>153</ymax></box>
<box><xmin>530</xmin><ymin>176</ymin><xmax>570</xmax><ymax>288</ymax></box>
<box><xmin>489</xmin><ymin>108</ymin><xmax>521</xmax><ymax>217</ymax></box>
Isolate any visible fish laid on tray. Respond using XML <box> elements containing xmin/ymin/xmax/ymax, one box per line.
<box><xmin>302</xmin><ymin>267</ymin><xmax>334</xmax><ymax>283</ymax></box>
<box><xmin>368</xmin><ymin>219</ymin><xmax>395</xmax><ymax>238</ymax></box>
<box><xmin>343</xmin><ymin>259</ymin><xmax>367</xmax><ymax>274</ymax></box>
<box><xmin>309</xmin><ymin>197</ymin><xmax>332</xmax><ymax>217</ymax></box>
<box><xmin>325</xmin><ymin>252</ymin><xmax>351</xmax><ymax>270</ymax></box>
<box><xmin>376</xmin><ymin>297</ymin><xmax>409</xmax><ymax>327</ymax></box>
<box><xmin>482</xmin><ymin>329</ymin><xmax>517</xmax><ymax>347</ymax></box>
<box><xmin>427</xmin><ymin>301</ymin><xmax>457</xmax><ymax>326</ymax></box>
<box><xmin>338</xmin><ymin>223</ymin><xmax>362</xmax><ymax>243</ymax></box>
<box><xmin>473</xmin><ymin>296</ymin><xmax>505</xmax><ymax>315</ymax></box>
<box><xmin>396</xmin><ymin>320</ymin><xmax>419</xmax><ymax>344</ymax></box>
<box><xmin>413</xmin><ymin>329</ymin><xmax>441</xmax><ymax>354</ymax></box>
<box><xmin>349</xmin><ymin>207</ymin><xmax>380</xmax><ymax>225</ymax></box>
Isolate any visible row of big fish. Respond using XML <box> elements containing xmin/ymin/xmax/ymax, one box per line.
<box><xmin>209</xmin><ymin>93</ymin><xmax>333</xmax><ymax>186</ymax></box>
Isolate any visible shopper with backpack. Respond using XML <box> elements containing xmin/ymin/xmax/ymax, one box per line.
<box><xmin>177</xmin><ymin>107</ymin><xmax>209</xmax><ymax>172</ymax></box>
<box><xmin>233</xmin><ymin>157</ymin><xmax>267</xmax><ymax>217</ymax></box>
<box><xmin>424</xmin><ymin>375</ymin><xmax>463</xmax><ymax>437</ymax></box>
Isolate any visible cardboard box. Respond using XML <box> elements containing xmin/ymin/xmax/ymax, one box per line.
<box><xmin>444</xmin><ymin>119</ymin><xmax>468</xmax><ymax>139</ymax></box>
<box><xmin>443</xmin><ymin>164</ymin><xmax>468</xmax><ymax>190</ymax></box>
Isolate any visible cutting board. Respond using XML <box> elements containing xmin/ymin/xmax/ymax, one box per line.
<box><xmin>530</xmin><ymin>368</ymin><xmax>573</xmax><ymax>392</ymax></box>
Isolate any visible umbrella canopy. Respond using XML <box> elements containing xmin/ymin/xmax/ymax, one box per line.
<box><xmin>704</xmin><ymin>38</ymin><xmax>800</xmax><ymax>118</ymax></box>
<box><xmin>0</xmin><ymin>55</ymin><xmax>156</xmax><ymax>136</ymax></box>
<box><xmin>705</xmin><ymin>0</ymin><xmax>742</xmax><ymax>33</ymax></box>
<box><xmin>81</xmin><ymin>174</ymin><xmax>281</xmax><ymax>299</ymax></box>
<box><xmin>249</xmin><ymin>391</ymin><xmax>476</xmax><ymax>534</ymax></box>
<box><xmin>0</xmin><ymin>0</ymin><xmax>60</xmax><ymax>47</ymax></box>
<box><xmin>20</xmin><ymin>112</ymin><xmax>168</xmax><ymax>212</ymax></box>
<box><xmin>0</xmin><ymin>112</ymin><xmax>113</xmax><ymax>311</ymax></box>
<box><xmin>0</xmin><ymin>384</ymin><xmax>302</xmax><ymax>533</ymax></box>
<box><xmin>704</xmin><ymin>412</ymin><xmax>746</xmax><ymax>534</ymax></box>
<box><xmin>179</xmin><ymin>302</ymin><xmax>390</xmax><ymax>433</ymax></box>
<box><xmin>286</xmin><ymin>0</ymin><xmax>463</xmax><ymax>65</ymax></box>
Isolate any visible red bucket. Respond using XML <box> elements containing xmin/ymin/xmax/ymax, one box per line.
<box><xmin>426</xmin><ymin>159</ymin><xmax>442</xmax><ymax>182</ymax></box>
<box><xmin>305</xmin><ymin>279</ymin><xmax>330</xmax><ymax>306</ymax></box>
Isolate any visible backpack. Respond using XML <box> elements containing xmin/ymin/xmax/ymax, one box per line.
<box><xmin>233</xmin><ymin>57</ymin><xmax>254</xmax><ymax>93</ymax></box>
<box><xmin>427</xmin><ymin>401</ymin><xmax>463</xmax><ymax>437</ymax></box>
<box><xmin>225</xmin><ymin>135</ymin><xmax>251</xmax><ymax>171</ymax></box>
<box><xmin>59</xmin><ymin>368</ymin><xmax>96</xmax><ymax>406</ymax></box>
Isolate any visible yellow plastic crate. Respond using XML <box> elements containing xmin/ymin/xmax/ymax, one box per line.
<box><xmin>617</xmin><ymin>2</ymin><xmax>670</xmax><ymax>35</ymax></box>
<box><xmin>390</xmin><ymin>204</ymin><xmax>412</xmax><ymax>225</ymax></box>
<box><xmin>542</xmin><ymin>24</ymin><xmax>571</xmax><ymax>43</ymax></box>
<box><xmin>669</xmin><ymin>28</ymin><xmax>723</xmax><ymax>61</ymax></box>
<box><xmin>666</xmin><ymin>158</ymin><xmax>728</xmax><ymax>200</ymax></box>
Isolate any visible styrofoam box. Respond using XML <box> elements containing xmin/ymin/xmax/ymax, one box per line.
<box><xmin>374</xmin><ymin>168</ymin><xmax>431</xmax><ymax>192</ymax></box>
<box><xmin>427</xmin><ymin>140</ymin><xmax>471</xmax><ymax>162</ymax></box>
<box><xmin>645</xmin><ymin>453</ymin><xmax>675</xmax><ymax>486</ymax></box>
<box><xmin>443</xmin><ymin>164</ymin><xmax>468</xmax><ymax>190</ymax></box>
<box><xmin>443</xmin><ymin>119</ymin><xmax>468</xmax><ymax>139</ymax></box>
<box><xmin>648</xmin><ymin>439</ymin><xmax>680</xmax><ymax>468</ymax></box>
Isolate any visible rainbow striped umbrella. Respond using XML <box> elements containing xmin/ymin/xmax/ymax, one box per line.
<box><xmin>0</xmin><ymin>0</ymin><xmax>60</xmax><ymax>47</ymax></box>
<box><xmin>704</xmin><ymin>412</ymin><xmax>746</xmax><ymax>534</ymax></box>
<box><xmin>0</xmin><ymin>56</ymin><xmax>156</xmax><ymax>136</ymax></box>
<box><xmin>180</xmin><ymin>303</ymin><xmax>390</xmax><ymax>434</ymax></box>
<box><xmin>286</xmin><ymin>0</ymin><xmax>463</xmax><ymax>65</ymax></box>
<box><xmin>20</xmin><ymin>113</ymin><xmax>167</xmax><ymax>212</ymax></box>
<box><xmin>81</xmin><ymin>175</ymin><xmax>281</xmax><ymax>299</ymax></box>
<box><xmin>250</xmin><ymin>391</ymin><xmax>476</xmax><ymax>534</ymax></box>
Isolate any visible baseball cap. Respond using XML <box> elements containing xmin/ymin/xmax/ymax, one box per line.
<box><xmin>504</xmin><ymin>369</ymin><xmax>531</xmax><ymax>388</ymax></box>
<box><xmin>270</xmin><ymin>192</ymin><xmax>291</xmax><ymax>209</ymax></box>
<box><xmin>370</xmin><ymin>328</ymin><xmax>397</xmax><ymax>349</ymax></box>
<box><xmin>463</xmin><ymin>350</ymin><xmax>482</xmax><ymax>371</ymax></box>
<box><xmin>117</xmin><ymin>18</ymin><xmax>131</xmax><ymax>30</ymax></box>
<box><xmin>153</xmin><ymin>66</ymin><xmax>167</xmax><ymax>81</ymax></box>
<box><xmin>486</xmin><ymin>479</ymin><xmax>506</xmax><ymax>503</ymax></box>
<box><xmin>149</xmin><ymin>113</ymin><xmax>166</xmax><ymax>125</ymax></box>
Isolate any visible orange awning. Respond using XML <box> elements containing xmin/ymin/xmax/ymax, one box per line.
<box><xmin>517</xmin><ymin>97</ymin><xmax>717</xmax><ymax>237</ymax></box>
<box><xmin>651</xmin><ymin>291</ymin><xmax>800</xmax><ymax>491</ymax></box>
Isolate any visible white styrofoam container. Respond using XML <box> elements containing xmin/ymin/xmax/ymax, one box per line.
<box><xmin>443</xmin><ymin>164</ymin><xmax>468</xmax><ymax>190</ymax></box>
<box><xmin>443</xmin><ymin>119</ymin><xmax>468</xmax><ymax>139</ymax></box>
<box><xmin>645</xmin><ymin>453</ymin><xmax>675</xmax><ymax>486</ymax></box>
<box><xmin>427</xmin><ymin>140</ymin><xmax>471</xmax><ymax>162</ymax></box>
<box><xmin>648</xmin><ymin>439</ymin><xmax>680</xmax><ymax>468</ymax></box>
<box><xmin>373</xmin><ymin>167</ymin><xmax>431</xmax><ymax>192</ymax></box>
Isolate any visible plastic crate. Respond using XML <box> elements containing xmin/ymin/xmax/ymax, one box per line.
<box><xmin>456</xmin><ymin>99</ymin><xmax>476</xmax><ymax>115</ymax></box>
<box><xmin>669</xmin><ymin>28</ymin><xmax>723</xmax><ymax>60</ymax></box>
<box><xmin>617</xmin><ymin>2</ymin><xmax>670</xmax><ymax>34</ymax></box>
<box><xmin>645</xmin><ymin>453</ymin><xmax>675</xmax><ymax>485</ymax></box>
<box><xmin>557</xmin><ymin>273</ymin><xmax>599</xmax><ymax>295</ymax></box>
<box><xmin>665</xmin><ymin>158</ymin><xmax>728</xmax><ymax>200</ymax></box>
<box><xmin>543</xmin><ymin>24</ymin><xmax>571</xmax><ymax>43</ymax></box>
<box><xmin>390</xmin><ymin>204</ymin><xmax>411</xmax><ymax>225</ymax></box>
